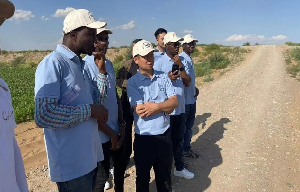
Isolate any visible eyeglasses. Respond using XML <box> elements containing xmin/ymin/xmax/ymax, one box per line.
<box><xmin>167</xmin><ymin>42</ymin><xmax>181</xmax><ymax>47</ymax></box>
<box><xmin>186</xmin><ymin>42</ymin><xmax>196</xmax><ymax>47</ymax></box>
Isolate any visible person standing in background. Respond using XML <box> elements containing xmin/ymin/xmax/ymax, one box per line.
<box><xmin>153</xmin><ymin>28</ymin><xmax>167</xmax><ymax>62</ymax></box>
<box><xmin>84</xmin><ymin>27</ymin><xmax>127</xmax><ymax>192</ymax></box>
<box><xmin>116</xmin><ymin>39</ymin><xmax>142</xmax><ymax>168</ymax></box>
<box><xmin>180</xmin><ymin>34</ymin><xmax>200</xmax><ymax>159</ymax></box>
<box><xmin>0</xmin><ymin>0</ymin><xmax>29</xmax><ymax>191</ymax></box>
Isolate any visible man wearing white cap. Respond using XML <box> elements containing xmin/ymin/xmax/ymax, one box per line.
<box><xmin>0</xmin><ymin>0</ymin><xmax>28</xmax><ymax>191</ymax></box>
<box><xmin>127</xmin><ymin>40</ymin><xmax>178</xmax><ymax>192</ymax></box>
<box><xmin>154</xmin><ymin>32</ymin><xmax>194</xmax><ymax>179</ymax></box>
<box><xmin>34</xmin><ymin>9</ymin><xmax>109</xmax><ymax>191</ymax></box>
<box><xmin>83</xmin><ymin>27</ymin><xmax>127</xmax><ymax>192</ymax></box>
<box><xmin>180</xmin><ymin>34</ymin><xmax>200</xmax><ymax>159</ymax></box>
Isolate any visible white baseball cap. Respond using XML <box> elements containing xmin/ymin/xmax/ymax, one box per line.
<box><xmin>63</xmin><ymin>9</ymin><xmax>107</xmax><ymax>34</ymax></box>
<box><xmin>163</xmin><ymin>32</ymin><xmax>183</xmax><ymax>44</ymax></box>
<box><xmin>181</xmin><ymin>34</ymin><xmax>198</xmax><ymax>44</ymax></box>
<box><xmin>132</xmin><ymin>40</ymin><xmax>155</xmax><ymax>57</ymax></box>
<box><xmin>97</xmin><ymin>28</ymin><xmax>112</xmax><ymax>35</ymax></box>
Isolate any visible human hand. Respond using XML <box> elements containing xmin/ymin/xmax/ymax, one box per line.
<box><xmin>93</xmin><ymin>42</ymin><xmax>106</xmax><ymax>71</ymax></box>
<box><xmin>168</xmin><ymin>70</ymin><xmax>180</xmax><ymax>81</ymax></box>
<box><xmin>90</xmin><ymin>104</ymin><xmax>108</xmax><ymax>125</ymax></box>
<box><xmin>136</xmin><ymin>102</ymin><xmax>158</xmax><ymax>117</ymax></box>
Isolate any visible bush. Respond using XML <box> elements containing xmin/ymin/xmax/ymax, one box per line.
<box><xmin>1</xmin><ymin>50</ymin><xmax>8</xmax><ymax>54</ymax></box>
<box><xmin>19</xmin><ymin>64</ymin><xmax>32</xmax><ymax>69</ymax></box>
<box><xmin>191</xmin><ymin>46</ymin><xmax>200</xmax><ymax>57</ymax></box>
<box><xmin>291</xmin><ymin>48</ymin><xmax>300</xmax><ymax>61</ymax></box>
<box><xmin>11</xmin><ymin>56</ymin><xmax>26</xmax><ymax>67</ymax></box>
<box><xmin>204</xmin><ymin>43</ymin><xmax>220</xmax><ymax>53</ymax></box>
<box><xmin>113</xmin><ymin>55</ymin><xmax>124</xmax><ymax>63</ymax></box>
<box><xmin>287</xmin><ymin>62</ymin><xmax>300</xmax><ymax>77</ymax></box>
<box><xmin>285</xmin><ymin>42</ymin><xmax>300</xmax><ymax>46</ymax></box>
<box><xmin>208</xmin><ymin>52</ymin><xmax>230</xmax><ymax>69</ymax></box>
<box><xmin>194</xmin><ymin>61</ymin><xmax>211</xmax><ymax>77</ymax></box>
<box><xmin>243</xmin><ymin>42</ymin><xmax>251</xmax><ymax>46</ymax></box>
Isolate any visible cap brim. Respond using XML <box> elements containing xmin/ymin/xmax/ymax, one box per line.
<box><xmin>182</xmin><ymin>39</ymin><xmax>198</xmax><ymax>44</ymax></box>
<box><xmin>87</xmin><ymin>21</ymin><xmax>107</xmax><ymax>29</ymax></box>
<box><xmin>139</xmin><ymin>48</ymin><xmax>155</xmax><ymax>56</ymax></box>
<box><xmin>170</xmin><ymin>37</ymin><xmax>184</xmax><ymax>43</ymax></box>
<box><xmin>97</xmin><ymin>28</ymin><xmax>112</xmax><ymax>35</ymax></box>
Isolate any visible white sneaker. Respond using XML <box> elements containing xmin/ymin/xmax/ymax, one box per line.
<box><xmin>173</xmin><ymin>168</ymin><xmax>194</xmax><ymax>179</ymax></box>
<box><xmin>104</xmin><ymin>181</ymin><xmax>110</xmax><ymax>190</ymax></box>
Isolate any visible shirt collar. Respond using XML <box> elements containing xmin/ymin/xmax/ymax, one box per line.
<box><xmin>137</xmin><ymin>70</ymin><xmax>159</xmax><ymax>81</ymax></box>
<box><xmin>56</xmin><ymin>44</ymin><xmax>78</xmax><ymax>60</ymax></box>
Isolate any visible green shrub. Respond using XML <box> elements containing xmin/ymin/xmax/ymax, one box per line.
<box><xmin>287</xmin><ymin>62</ymin><xmax>300</xmax><ymax>77</ymax></box>
<box><xmin>291</xmin><ymin>48</ymin><xmax>300</xmax><ymax>61</ymax></box>
<box><xmin>208</xmin><ymin>52</ymin><xmax>230</xmax><ymax>69</ymax></box>
<box><xmin>113</xmin><ymin>55</ymin><xmax>124</xmax><ymax>63</ymax></box>
<box><xmin>243</xmin><ymin>42</ymin><xmax>251</xmax><ymax>46</ymax></box>
<box><xmin>11</xmin><ymin>56</ymin><xmax>26</xmax><ymax>67</ymax></box>
<box><xmin>191</xmin><ymin>46</ymin><xmax>200</xmax><ymax>57</ymax></box>
<box><xmin>194</xmin><ymin>61</ymin><xmax>211</xmax><ymax>77</ymax></box>
<box><xmin>19</xmin><ymin>64</ymin><xmax>32</xmax><ymax>69</ymax></box>
<box><xmin>204</xmin><ymin>43</ymin><xmax>220</xmax><ymax>53</ymax></box>
<box><xmin>1</xmin><ymin>50</ymin><xmax>8</xmax><ymax>54</ymax></box>
<box><xmin>285</xmin><ymin>42</ymin><xmax>300</xmax><ymax>46</ymax></box>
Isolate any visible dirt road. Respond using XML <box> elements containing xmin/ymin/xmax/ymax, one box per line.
<box><xmin>17</xmin><ymin>45</ymin><xmax>300</xmax><ymax>191</ymax></box>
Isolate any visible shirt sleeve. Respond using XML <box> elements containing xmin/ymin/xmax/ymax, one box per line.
<box><xmin>126</xmin><ymin>78</ymin><xmax>144</xmax><ymax>107</ymax></box>
<box><xmin>96</xmin><ymin>72</ymin><xmax>108</xmax><ymax>105</ymax></box>
<box><xmin>180</xmin><ymin>56</ymin><xmax>190</xmax><ymax>75</ymax></box>
<box><xmin>34</xmin><ymin>98</ymin><xmax>91</xmax><ymax>129</ymax></box>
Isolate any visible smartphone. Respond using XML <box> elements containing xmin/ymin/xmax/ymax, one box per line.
<box><xmin>172</xmin><ymin>63</ymin><xmax>179</xmax><ymax>75</ymax></box>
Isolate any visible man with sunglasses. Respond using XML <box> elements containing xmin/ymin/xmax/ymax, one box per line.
<box><xmin>180</xmin><ymin>34</ymin><xmax>200</xmax><ymax>159</ymax></box>
<box><xmin>154</xmin><ymin>32</ymin><xmax>194</xmax><ymax>179</ymax></box>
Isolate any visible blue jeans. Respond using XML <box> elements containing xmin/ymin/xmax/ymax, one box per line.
<box><xmin>183</xmin><ymin>103</ymin><xmax>196</xmax><ymax>152</ymax></box>
<box><xmin>56</xmin><ymin>168</ymin><xmax>98</xmax><ymax>192</ymax></box>
<box><xmin>170</xmin><ymin>113</ymin><xmax>186</xmax><ymax>171</ymax></box>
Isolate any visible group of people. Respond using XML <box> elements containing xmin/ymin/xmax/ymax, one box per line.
<box><xmin>0</xmin><ymin>4</ymin><xmax>200</xmax><ymax>192</ymax></box>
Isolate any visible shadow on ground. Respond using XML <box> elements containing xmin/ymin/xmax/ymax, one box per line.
<box><xmin>149</xmin><ymin>117</ymin><xmax>231</xmax><ymax>192</ymax></box>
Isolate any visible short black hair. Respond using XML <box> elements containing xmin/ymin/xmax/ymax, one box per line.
<box><xmin>154</xmin><ymin>28</ymin><xmax>167</xmax><ymax>39</ymax></box>
<box><xmin>132</xmin><ymin>39</ymin><xmax>142</xmax><ymax>44</ymax></box>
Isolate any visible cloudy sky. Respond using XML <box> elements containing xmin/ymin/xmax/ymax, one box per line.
<box><xmin>0</xmin><ymin>0</ymin><xmax>299</xmax><ymax>51</ymax></box>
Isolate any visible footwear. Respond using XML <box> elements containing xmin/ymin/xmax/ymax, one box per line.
<box><xmin>173</xmin><ymin>168</ymin><xmax>194</xmax><ymax>179</ymax></box>
<box><xmin>104</xmin><ymin>181</ymin><xmax>110</xmax><ymax>190</ymax></box>
<box><xmin>183</xmin><ymin>149</ymin><xmax>200</xmax><ymax>158</ymax></box>
<box><xmin>109</xmin><ymin>167</ymin><xmax>114</xmax><ymax>178</ymax></box>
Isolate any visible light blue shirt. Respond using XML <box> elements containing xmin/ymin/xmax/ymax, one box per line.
<box><xmin>179</xmin><ymin>51</ymin><xmax>197</xmax><ymax>104</ymax></box>
<box><xmin>34</xmin><ymin>44</ymin><xmax>103</xmax><ymax>182</ymax></box>
<box><xmin>127</xmin><ymin>70</ymin><xmax>176</xmax><ymax>135</ymax></box>
<box><xmin>153</xmin><ymin>48</ymin><xmax>164</xmax><ymax>62</ymax></box>
<box><xmin>83</xmin><ymin>56</ymin><xmax>119</xmax><ymax>143</ymax></box>
<box><xmin>153</xmin><ymin>54</ymin><xmax>189</xmax><ymax>115</ymax></box>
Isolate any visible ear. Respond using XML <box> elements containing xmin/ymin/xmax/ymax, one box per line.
<box><xmin>133</xmin><ymin>56</ymin><xmax>139</xmax><ymax>64</ymax></box>
<box><xmin>70</xmin><ymin>31</ymin><xmax>78</xmax><ymax>42</ymax></box>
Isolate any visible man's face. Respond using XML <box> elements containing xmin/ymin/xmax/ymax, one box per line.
<box><xmin>156</xmin><ymin>32</ymin><xmax>166</xmax><ymax>48</ymax></box>
<box><xmin>134</xmin><ymin>51</ymin><xmax>154</xmax><ymax>71</ymax></box>
<box><xmin>76</xmin><ymin>27</ymin><xmax>97</xmax><ymax>55</ymax></box>
<box><xmin>183</xmin><ymin>41</ymin><xmax>196</xmax><ymax>54</ymax></box>
<box><xmin>166</xmin><ymin>41</ymin><xmax>180</xmax><ymax>55</ymax></box>
<box><xmin>96</xmin><ymin>32</ymin><xmax>109</xmax><ymax>54</ymax></box>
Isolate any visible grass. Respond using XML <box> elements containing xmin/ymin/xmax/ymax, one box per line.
<box><xmin>286</xmin><ymin>47</ymin><xmax>300</xmax><ymax>79</ymax></box>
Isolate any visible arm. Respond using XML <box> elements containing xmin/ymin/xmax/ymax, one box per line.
<box><xmin>97</xmin><ymin>122</ymin><xmax>119</xmax><ymax>150</ymax></box>
<box><xmin>135</xmin><ymin>95</ymin><xmax>178</xmax><ymax>117</ymax></box>
<box><xmin>93</xmin><ymin>72</ymin><xmax>108</xmax><ymax>105</ymax></box>
<box><xmin>34</xmin><ymin>98</ymin><xmax>91</xmax><ymax>128</ymax></box>
<box><xmin>174</xmin><ymin>55</ymin><xmax>191</xmax><ymax>87</ymax></box>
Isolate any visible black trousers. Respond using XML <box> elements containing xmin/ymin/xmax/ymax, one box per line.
<box><xmin>94</xmin><ymin>139</ymin><xmax>127</xmax><ymax>192</ymax></box>
<box><xmin>134</xmin><ymin>129</ymin><xmax>173</xmax><ymax>192</ymax></box>
<box><xmin>121</xmin><ymin>97</ymin><xmax>134</xmax><ymax>167</ymax></box>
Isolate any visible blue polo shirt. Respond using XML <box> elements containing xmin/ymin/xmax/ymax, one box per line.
<box><xmin>127</xmin><ymin>70</ymin><xmax>176</xmax><ymax>135</ymax></box>
<box><xmin>34</xmin><ymin>44</ymin><xmax>103</xmax><ymax>182</ymax></box>
<box><xmin>83</xmin><ymin>56</ymin><xmax>119</xmax><ymax>143</ymax></box>
<box><xmin>153</xmin><ymin>48</ymin><xmax>164</xmax><ymax>62</ymax></box>
<box><xmin>153</xmin><ymin>54</ymin><xmax>189</xmax><ymax>115</ymax></box>
<box><xmin>179</xmin><ymin>51</ymin><xmax>197</xmax><ymax>105</ymax></box>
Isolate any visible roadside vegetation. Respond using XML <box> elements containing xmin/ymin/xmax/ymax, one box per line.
<box><xmin>285</xmin><ymin>46</ymin><xmax>300</xmax><ymax>80</ymax></box>
<box><xmin>0</xmin><ymin>44</ymin><xmax>249</xmax><ymax>123</ymax></box>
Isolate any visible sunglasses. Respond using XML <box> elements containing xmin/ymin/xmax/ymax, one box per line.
<box><xmin>186</xmin><ymin>42</ymin><xmax>196</xmax><ymax>47</ymax></box>
<box><xmin>167</xmin><ymin>42</ymin><xmax>181</xmax><ymax>47</ymax></box>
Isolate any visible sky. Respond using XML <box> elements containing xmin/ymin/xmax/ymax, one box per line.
<box><xmin>0</xmin><ymin>0</ymin><xmax>300</xmax><ymax>51</ymax></box>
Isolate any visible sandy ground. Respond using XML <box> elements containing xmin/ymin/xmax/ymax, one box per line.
<box><xmin>16</xmin><ymin>45</ymin><xmax>300</xmax><ymax>191</ymax></box>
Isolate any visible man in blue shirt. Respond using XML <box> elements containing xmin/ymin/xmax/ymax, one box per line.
<box><xmin>153</xmin><ymin>28</ymin><xmax>167</xmax><ymax>62</ymax></box>
<box><xmin>34</xmin><ymin>9</ymin><xmax>109</xmax><ymax>191</ymax></box>
<box><xmin>154</xmin><ymin>32</ymin><xmax>194</xmax><ymax>179</ymax></box>
<box><xmin>127</xmin><ymin>40</ymin><xmax>178</xmax><ymax>192</ymax></box>
<box><xmin>84</xmin><ymin>27</ymin><xmax>127</xmax><ymax>192</ymax></box>
<box><xmin>180</xmin><ymin>34</ymin><xmax>200</xmax><ymax>159</ymax></box>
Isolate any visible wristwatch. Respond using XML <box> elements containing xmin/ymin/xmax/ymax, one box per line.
<box><xmin>179</xmin><ymin>67</ymin><xmax>185</xmax><ymax>71</ymax></box>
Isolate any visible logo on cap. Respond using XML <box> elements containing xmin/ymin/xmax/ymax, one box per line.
<box><xmin>143</xmin><ymin>42</ymin><xmax>151</xmax><ymax>49</ymax></box>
